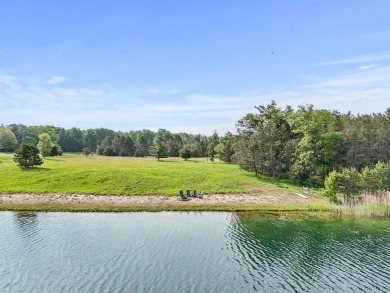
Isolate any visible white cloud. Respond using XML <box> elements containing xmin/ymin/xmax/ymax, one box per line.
<box><xmin>47</xmin><ymin>76</ymin><xmax>68</xmax><ymax>85</ymax></box>
<box><xmin>358</xmin><ymin>64</ymin><xmax>377</xmax><ymax>70</ymax></box>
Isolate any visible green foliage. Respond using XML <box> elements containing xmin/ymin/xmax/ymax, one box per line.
<box><xmin>207</xmin><ymin>131</ymin><xmax>219</xmax><ymax>161</ymax></box>
<box><xmin>37</xmin><ymin>133</ymin><xmax>54</xmax><ymax>157</ymax></box>
<box><xmin>235</xmin><ymin>102</ymin><xmax>390</xmax><ymax>186</ymax></box>
<box><xmin>179</xmin><ymin>145</ymin><xmax>192</xmax><ymax>160</ymax></box>
<box><xmin>150</xmin><ymin>129</ymin><xmax>169</xmax><ymax>160</ymax></box>
<box><xmin>13</xmin><ymin>144</ymin><xmax>43</xmax><ymax>168</ymax></box>
<box><xmin>361</xmin><ymin>162</ymin><xmax>390</xmax><ymax>194</ymax></box>
<box><xmin>134</xmin><ymin>135</ymin><xmax>149</xmax><ymax>157</ymax></box>
<box><xmin>0</xmin><ymin>127</ymin><xmax>17</xmax><ymax>152</ymax></box>
<box><xmin>324</xmin><ymin>168</ymin><xmax>362</xmax><ymax>205</ymax></box>
<box><xmin>103</xmin><ymin>146</ymin><xmax>114</xmax><ymax>156</ymax></box>
<box><xmin>324</xmin><ymin>170</ymin><xmax>338</xmax><ymax>202</ymax></box>
<box><xmin>50</xmin><ymin>144</ymin><xmax>63</xmax><ymax>156</ymax></box>
<box><xmin>325</xmin><ymin>162</ymin><xmax>390</xmax><ymax>206</ymax></box>
<box><xmin>83</xmin><ymin>129</ymin><xmax>97</xmax><ymax>152</ymax></box>
<box><xmin>83</xmin><ymin>147</ymin><xmax>91</xmax><ymax>157</ymax></box>
<box><xmin>234</xmin><ymin>101</ymin><xmax>295</xmax><ymax>178</ymax></box>
<box><xmin>291</xmin><ymin>107</ymin><xmax>344</xmax><ymax>185</ymax></box>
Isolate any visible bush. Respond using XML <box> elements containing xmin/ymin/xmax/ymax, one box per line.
<box><xmin>83</xmin><ymin>147</ymin><xmax>91</xmax><ymax>157</ymax></box>
<box><xmin>179</xmin><ymin>145</ymin><xmax>192</xmax><ymax>160</ymax></box>
<box><xmin>50</xmin><ymin>144</ymin><xmax>63</xmax><ymax>156</ymax></box>
<box><xmin>14</xmin><ymin>144</ymin><xmax>43</xmax><ymax>168</ymax></box>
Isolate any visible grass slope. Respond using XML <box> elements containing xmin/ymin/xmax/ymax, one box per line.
<box><xmin>0</xmin><ymin>153</ymin><xmax>293</xmax><ymax>195</ymax></box>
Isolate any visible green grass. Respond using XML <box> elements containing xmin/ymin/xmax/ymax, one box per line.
<box><xmin>0</xmin><ymin>202</ymin><xmax>333</xmax><ymax>213</ymax></box>
<box><xmin>0</xmin><ymin>153</ymin><xmax>296</xmax><ymax>195</ymax></box>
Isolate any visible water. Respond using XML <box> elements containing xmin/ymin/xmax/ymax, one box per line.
<box><xmin>0</xmin><ymin>212</ymin><xmax>389</xmax><ymax>293</ymax></box>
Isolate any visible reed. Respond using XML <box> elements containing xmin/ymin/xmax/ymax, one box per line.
<box><xmin>337</xmin><ymin>192</ymin><xmax>390</xmax><ymax>217</ymax></box>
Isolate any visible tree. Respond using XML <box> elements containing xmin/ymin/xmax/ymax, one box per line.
<box><xmin>59</xmin><ymin>127</ymin><xmax>83</xmax><ymax>152</ymax></box>
<box><xmin>83</xmin><ymin>129</ymin><xmax>98</xmax><ymax>152</ymax></box>
<box><xmin>0</xmin><ymin>127</ymin><xmax>17</xmax><ymax>152</ymax></box>
<box><xmin>50</xmin><ymin>144</ymin><xmax>63</xmax><ymax>156</ymax></box>
<box><xmin>234</xmin><ymin>101</ymin><xmax>295</xmax><ymax>178</ymax></box>
<box><xmin>324</xmin><ymin>168</ymin><xmax>361</xmax><ymax>205</ymax></box>
<box><xmin>179</xmin><ymin>145</ymin><xmax>192</xmax><ymax>160</ymax></box>
<box><xmin>37</xmin><ymin>133</ymin><xmax>54</xmax><ymax>157</ymax></box>
<box><xmin>291</xmin><ymin>107</ymin><xmax>343</xmax><ymax>185</ymax></box>
<box><xmin>207</xmin><ymin>131</ymin><xmax>219</xmax><ymax>162</ymax></box>
<box><xmin>111</xmin><ymin>134</ymin><xmax>134</xmax><ymax>156</ymax></box>
<box><xmin>215</xmin><ymin>132</ymin><xmax>235</xmax><ymax>163</ymax></box>
<box><xmin>134</xmin><ymin>135</ymin><xmax>149</xmax><ymax>157</ymax></box>
<box><xmin>14</xmin><ymin>144</ymin><xmax>43</xmax><ymax>168</ymax></box>
<box><xmin>150</xmin><ymin>130</ymin><xmax>169</xmax><ymax>160</ymax></box>
<box><xmin>83</xmin><ymin>147</ymin><xmax>91</xmax><ymax>157</ymax></box>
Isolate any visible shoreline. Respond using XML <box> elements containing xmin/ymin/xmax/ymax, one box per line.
<box><xmin>0</xmin><ymin>192</ymin><xmax>331</xmax><ymax>212</ymax></box>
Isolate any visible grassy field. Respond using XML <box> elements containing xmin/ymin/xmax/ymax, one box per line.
<box><xmin>0</xmin><ymin>153</ymin><xmax>296</xmax><ymax>195</ymax></box>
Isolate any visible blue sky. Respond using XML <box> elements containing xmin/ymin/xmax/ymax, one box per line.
<box><xmin>1</xmin><ymin>1</ymin><xmax>389</xmax><ymax>135</ymax></box>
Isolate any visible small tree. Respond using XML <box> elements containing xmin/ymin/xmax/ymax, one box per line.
<box><xmin>150</xmin><ymin>135</ymin><xmax>168</xmax><ymax>161</ymax></box>
<box><xmin>14</xmin><ymin>144</ymin><xmax>43</xmax><ymax>168</ymax></box>
<box><xmin>208</xmin><ymin>142</ymin><xmax>217</xmax><ymax>162</ymax></box>
<box><xmin>179</xmin><ymin>145</ymin><xmax>192</xmax><ymax>161</ymax></box>
<box><xmin>83</xmin><ymin>147</ymin><xmax>91</xmax><ymax>157</ymax></box>
<box><xmin>37</xmin><ymin>133</ymin><xmax>53</xmax><ymax>157</ymax></box>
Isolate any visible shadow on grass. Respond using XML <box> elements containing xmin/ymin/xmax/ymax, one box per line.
<box><xmin>21</xmin><ymin>167</ymin><xmax>51</xmax><ymax>172</ymax></box>
<box><xmin>157</xmin><ymin>160</ymin><xmax>180</xmax><ymax>163</ymax></box>
<box><xmin>44</xmin><ymin>157</ymin><xmax>65</xmax><ymax>162</ymax></box>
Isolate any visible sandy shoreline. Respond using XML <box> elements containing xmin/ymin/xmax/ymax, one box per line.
<box><xmin>0</xmin><ymin>190</ymin><xmax>322</xmax><ymax>208</ymax></box>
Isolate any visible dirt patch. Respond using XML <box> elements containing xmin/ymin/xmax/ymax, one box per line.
<box><xmin>0</xmin><ymin>190</ymin><xmax>324</xmax><ymax>208</ymax></box>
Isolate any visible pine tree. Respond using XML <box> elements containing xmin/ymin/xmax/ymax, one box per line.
<box><xmin>14</xmin><ymin>144</ymin><xmax>43</xmax><ymax>168</ymax></box>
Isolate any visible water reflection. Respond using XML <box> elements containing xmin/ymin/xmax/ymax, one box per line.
<box><xmin>1</xmin><ymin>212</ymin><xmax>389</xmax><ymax>293</ymax></box>
<box><xmin>227</xmin><ymin>212</ymin><xmax>390</xmax><ymax>292</ymax></box>
<box><xmin>14</xmin><ymin>212</ymin><xmax>38</xmax><ymax>233</ymax></box>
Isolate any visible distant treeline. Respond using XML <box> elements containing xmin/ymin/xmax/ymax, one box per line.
<box><xmin>0</xmin><ymin>124</ymin><xmax>218</xmax><ymax>159</ymax></box>
<box><xmin>1</xmin><ymin>100</ymin><xmax>390</xmax><ymax>187</ymax></box>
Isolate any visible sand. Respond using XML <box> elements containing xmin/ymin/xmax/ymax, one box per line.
<box><xmin>0</xmin><ymin>189</ymin><xmax>321</xmax><ymax>208</ymax></box>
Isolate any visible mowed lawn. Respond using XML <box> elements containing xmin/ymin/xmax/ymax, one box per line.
<box><xmin>0</xmin><ymin>153</ymin><xmax>275</xmax><ymax>195</ymax></box>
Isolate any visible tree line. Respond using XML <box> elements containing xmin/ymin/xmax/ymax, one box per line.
<box><xmin>231</xmin><ymin>101</ymin><xmax>390</xmax><ymax>187</ymax></box>
<box><xmin>0</xmin><ymin>124</ymin><xmax>220</xmax><ymax>160</ymax></box>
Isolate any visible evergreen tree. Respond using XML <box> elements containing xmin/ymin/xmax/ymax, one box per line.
<box><xmin>14</xmin><ymin>144</ymin><xmax>43</xmax><ymax>168</ymax></box>
<box><xmin>135</xmin><ymin>135</ymin><xmax>149</xmax><ymax>157</ymax></box>
<box><xmin>150</xmin><ymin>131</ymin><xmax>168</xmax><ymax>160</ymax></box>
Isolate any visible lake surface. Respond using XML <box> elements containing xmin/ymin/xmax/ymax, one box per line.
<box><xmin>1</xmin><ymin>211</ymin><xmax>389</xmax><ymax>293</ymax></box>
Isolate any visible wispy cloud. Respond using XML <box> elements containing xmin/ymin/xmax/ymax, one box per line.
<box><xmin>47</xmin><ymin>75</ymin><xmax>68</xmax><ymax>85</ymax></box>
<box><xmin>0</xmin><ymin>72</ymin><xmax>261</xmax><ymax>134</ymax></box>
<box><xmin>315</xmin><ymin>52</ymin><xmax>390</xmax><ymax>66</ymax></box>
<box><xmin>278</xmin><ymin>64</ymin><xmax>390</xmax><ymax>114</ymax></box>
<box><xmin>0</xmin><ymin>74</ymin><xmax>20</xmax><ymax>90</ymax></box>
<box><xmin>147</xmin><ymin>87</ymin><xmax>181</xmax><ymax>94</ymax></box>
<box><xmin>1</xmin><ymin>62</ymin><xmax>389</xmax><ymax>135</ymax></box>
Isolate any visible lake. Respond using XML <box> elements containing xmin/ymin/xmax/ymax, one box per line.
<box><xmin>1</xmin><ymin>211</ymin><xmax>389</xmax><ymax>292</ymax></box>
